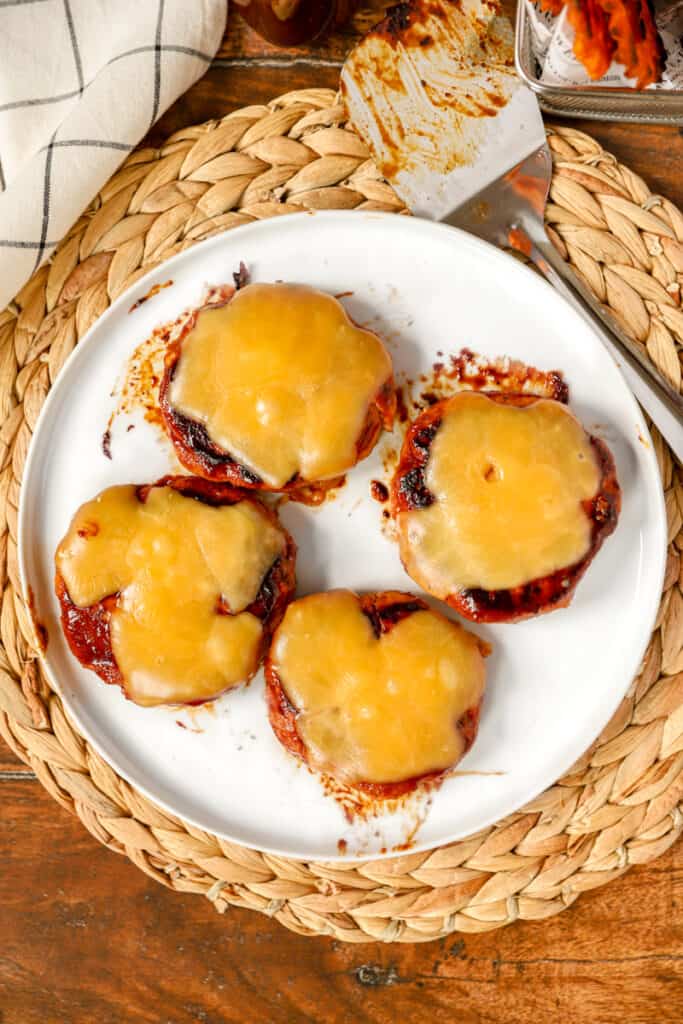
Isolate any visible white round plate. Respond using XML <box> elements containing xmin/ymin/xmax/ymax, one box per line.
<box><xmin>19</xmin><ymin>211</ymin><xmax>666</xmax><ymax>860</ymax></box>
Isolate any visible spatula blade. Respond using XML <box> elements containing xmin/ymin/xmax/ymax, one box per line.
<box><xmin>341</xmin><ymin>0</ymin><xmax>546</xmax><ymax>220</ymax></box>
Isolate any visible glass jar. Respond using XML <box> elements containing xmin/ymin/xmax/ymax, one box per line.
<box><xmin>234</xmin><ymin>0</ymin><xmax>356</xmax><ymax>46</ymax></box>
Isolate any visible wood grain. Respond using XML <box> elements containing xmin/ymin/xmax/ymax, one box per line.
<box><xmin>1</xmin><ymin>777</ymin><xmax>682</xmax><ymax>1024</ymax></box>
<box><xmin>217</xmin><ymin>1</ymin><xmax>393</xmax><ymax>61</ymax></box>
<box><xmin>0</xmin><ymin>743</ymin><xmax>31</xmax><ymax>772</ymax></box>
<box><xmin>2</xmin><ymin>5</ymin><xmax>683</xmax><ymax>1020</ymax></box>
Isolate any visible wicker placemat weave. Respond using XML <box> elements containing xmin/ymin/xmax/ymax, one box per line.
<box><xmin>1</xmin><ymin>88</ymin><xmax>682</xmax><ymax>944</ymax></box>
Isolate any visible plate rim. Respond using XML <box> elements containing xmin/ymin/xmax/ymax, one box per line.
<box><xmin>17</xmin><ymin>209</ymin><xmax>668</xmax><ymax>862</ymax></box>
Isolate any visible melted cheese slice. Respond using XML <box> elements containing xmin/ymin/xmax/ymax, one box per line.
<box><xmin>271</xmin><ymin>590</ymin><xmax>486</xmax><ymax>784</ymax></box>
<box><xmin>169</xmin><ymin>283</ymin><xmax>393</xmax><ymax>487</ymax></box>
<box><xmin>56</xmin><ymin>485</ymin><xmax>285</xmax><ymax>706</ymax></box>
<box><xmin>400</xmin><ymin>393</ymin><xmax>600</xmax><ymax>594</ymax></box>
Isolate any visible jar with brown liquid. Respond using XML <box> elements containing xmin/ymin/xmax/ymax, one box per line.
<box><xmin>233</xmin><ymin>0</ymin><xmax>356</xmax><ymax>46</ymax></box>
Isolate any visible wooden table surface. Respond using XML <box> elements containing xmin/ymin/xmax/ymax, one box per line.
<box><xmin>3</xmin><ymin>7</ymin><xmax>683</xmax><ymax>1023</ymax></box>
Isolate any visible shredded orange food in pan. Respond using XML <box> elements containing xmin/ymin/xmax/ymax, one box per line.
<box><xmin>538</xmin><ymin>0</ymin><xmax>664</xmax><ymax>87</ymax></box>
<box><xmin>566</xmin><ymin>0</ymin><xmax>615</xmax><ymax>80</ymax></box>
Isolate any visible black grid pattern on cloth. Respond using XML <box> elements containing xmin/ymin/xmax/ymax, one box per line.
<box><xmin>35</xmin><ymin>134</ymin><xmax>55</xmax><ymax>268</ymax></box>
<box><xmin>151</xmin><ymin>0</ymin><xmax>165</xmax><ymax>127</ymax></box>
<box><xmin>0</xmin><ymin>0</ymin><xmax>214</xmax><ymax>262</ymax></box>
<box><xmin>63</xmin><ymin>0</ymin><xmax>84</xmax><ymax>95</ymax></box>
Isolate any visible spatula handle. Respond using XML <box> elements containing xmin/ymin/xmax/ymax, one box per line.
<box><xmin>521</xmin><ymin>223</ymin><xmax>683</xmax><ymax>464</ymax></box>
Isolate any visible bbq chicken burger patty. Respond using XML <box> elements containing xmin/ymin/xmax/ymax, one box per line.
<box><xmin>265</xmin><ymin>589</ymin><xmax>488</xmax><ymax>797</ymax></box>
<box><xmin>159</xmin><ymin>282</ymin><xmax>396</xmax><ymax>491</ymax></box>
<box><xmin>392</xmin><ymin>391</ymin><xmax>620</xmax><ymax>623</ymax></box>
<box><xmin>55</xmin><ymin>476</ymin><xmax>296</xmax><ymax>707</ymax></box>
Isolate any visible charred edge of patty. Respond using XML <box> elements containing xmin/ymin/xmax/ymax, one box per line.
<box><xmin>358</xmin><ymin>589</ymin><xmax>429</xmax><ymax>638</ymax></box>
<box><xmin>55</xmin><ymin>576</ymin><xmax>123</xmax><ymax>687</ymax></box>
<box><xmin>448</xmin><ymin>351</ymin><xmax>570</xmax><ymax>405</ymax></box>
<box><xmin>55</xmin><ymin>476</ymin><xmax>297</xmax><ymax>698</ymax></box>
<box><xmin>392</xmin><ymin>400</ymin><xmax>444</xmax><ymax>512</ymax></box>
<box><xmin>264</xmin><ymin>591</ymin><xmax>481</xmax><ymax>799</ymax></box>
<box><xmin>454</xmin><ymin>434</ymin><xmax>620</xmax><ymax>623</ymax></box>
<box><xmin>393</xmin><ymin>394</ymin><xmax>552</xmax><ymax>515</ymax></box>
<box><xmin>393</xmin><ymin>397</ymin><xmax>621</xmax><ymax>623</ymax></box>
<box><xmin>158</xmin><ymin>295</ymin><xmax>396</xmax><ymax>490</ymax></box>
<box><xmin>233</xmin><ymin>261</ymin><xmax>249</xmax><ymax>291</ymax></box>
<box><xmin>158</xmin><ymin>303</ymin><xmax>264</xmax><ymax>486</ymax></box>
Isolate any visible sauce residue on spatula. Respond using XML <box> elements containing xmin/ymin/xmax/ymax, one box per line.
<box><xmin>341</xmin><ymin>0</ymin><xmax>517</xmax><ymax>180</ymax></box>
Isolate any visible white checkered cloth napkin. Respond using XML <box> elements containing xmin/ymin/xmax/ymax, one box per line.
<box><xmin>0</xmin><ymin>0</ymin><xmax>227</xmax><ymax>312</ymax></box>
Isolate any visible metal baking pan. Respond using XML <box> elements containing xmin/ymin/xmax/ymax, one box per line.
<box><xmin>515</xmin><ymin>0</ymin><xmax>683</xmax><ymax>124</ymax></box>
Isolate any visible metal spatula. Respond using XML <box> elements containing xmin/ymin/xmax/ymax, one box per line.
<box><xmin>341</xmin><ymin>0</ymin><xmax>683</xmax><ymax>461</ymax></box>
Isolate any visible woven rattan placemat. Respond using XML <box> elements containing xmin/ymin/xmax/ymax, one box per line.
<box><xmin>1</xmin><ymin>88</ymin><xmax>682</xmax><ymax>944</ymax></box>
